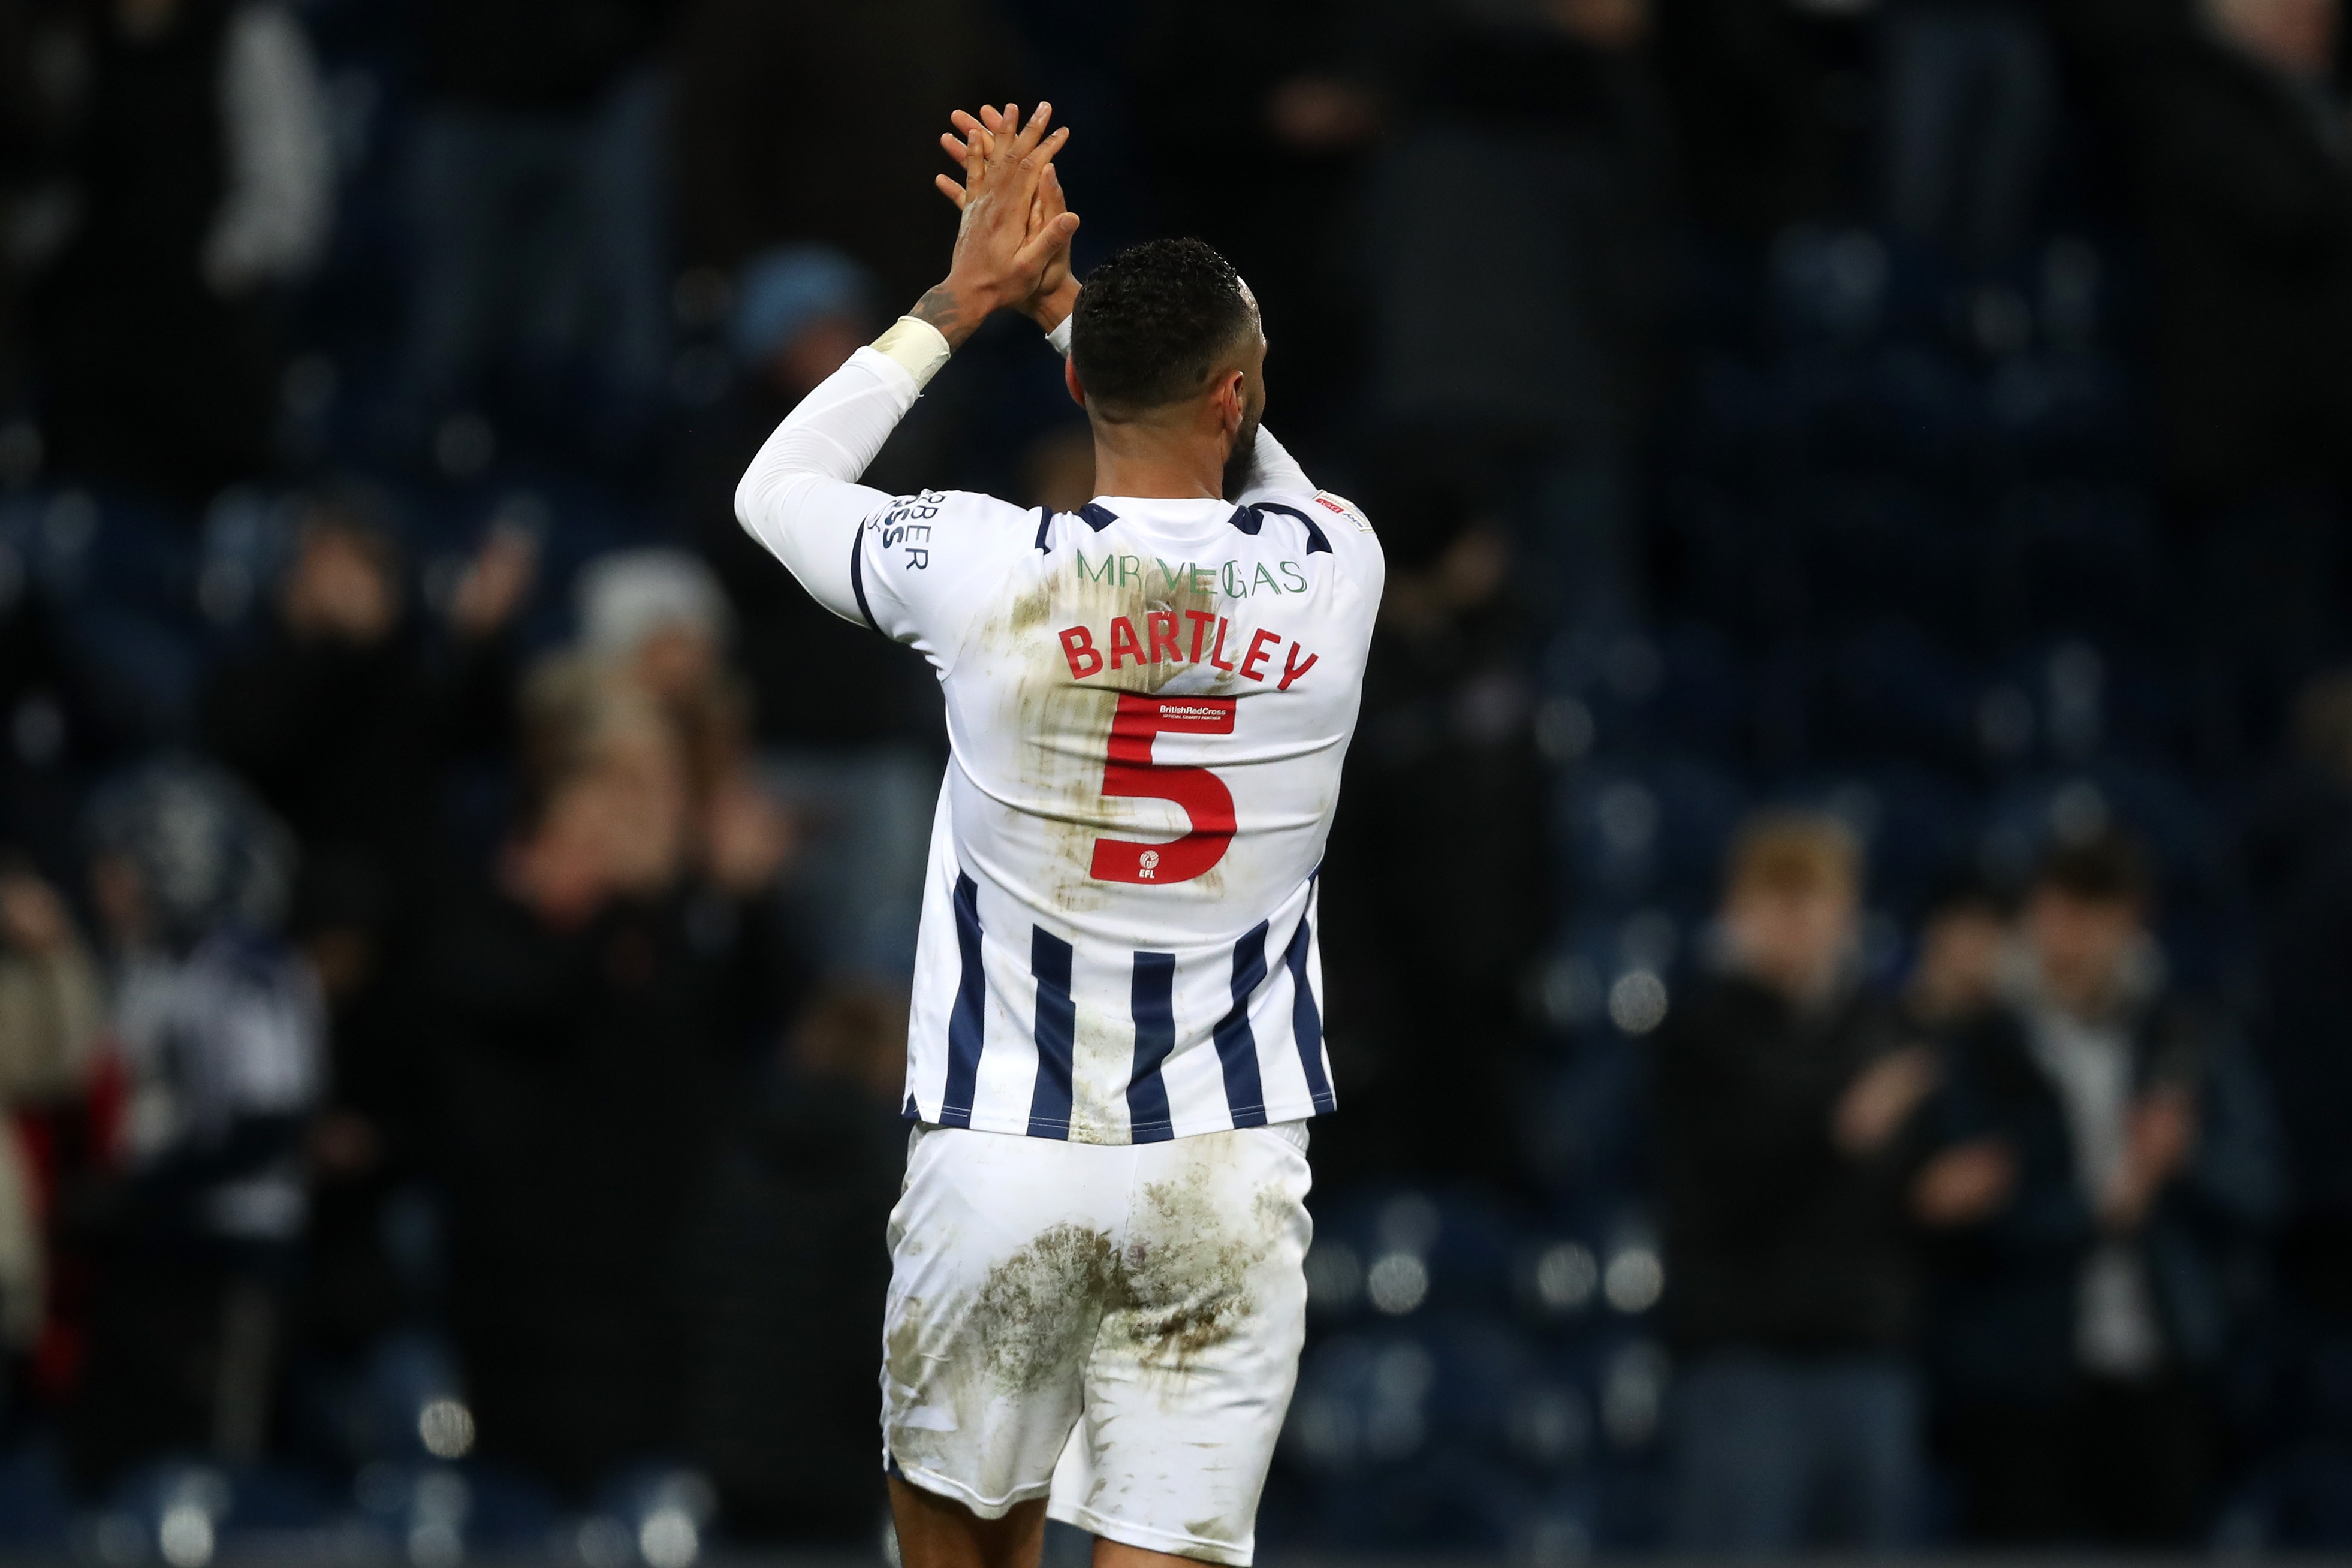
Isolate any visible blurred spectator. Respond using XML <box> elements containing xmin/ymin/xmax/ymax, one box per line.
<box><xmin>723</xmin><ymin>246</ymin><xmax>873</xmax><ymax>405</ymax></box>
<box><xmin>1314</xmin><ymin>517</ymin><xmax>1544</xmax><ymax>1190</ymax></box>
<box><xmin>668</xmin><ymin>0</ymin><xmax>1022</xmax><ymax>310</ymax></box>
<box><xmin>397</xmin><ymin>0</ymin><xmax>671</xmax><ymax>462</ymax></box>
<box><xmin>25</xmin><ymin>0</ymin><xmax>329</xmax><ymax>504</ymax></box>
<box><xmin>1906</xmin><ymin>871</ymin><xmax>2013</xmax><ymax>1030</ymax></box>
<box><xmin>1131</xmin><ymin>0</ymin><xmax>1375</xmax><ymax>441</ymax></box>
<box><xmin>676</xmin><ymin>249</ymin><xmax>930</xmax><ymax>767</ymax></box>
<box><xmin>2059</xmin><ymin>0</ymin><xmax>2352</xmax><ymax>502</ymax></box>
<box><xmin>1916</xmin><ymin>831</ymin><xmax>2283</xmax><ymax>1545</ymax></box>
<box><xmin>572</xmin><ymin>548</ymin><xmax>795</xmax><ymax>903</ymax></box>
<box><xmin>1654</xmin><ymin>812</ymin><xmax>1933</xmax><ymax>1552</ymax></box>
<box><xmin>1355</xmin><ymin>0</ymin><xmax>1677</xmax><ymax>640</ymax></box>
<box><xmin>674</xmin><ymin>257</ymin><xmax>941</xmax><ymax>981</ymax></box>
<box><xmin>205</xmin><ymin>497</ymin><xmax>533</xmax><ymax>969</ymax></box>
<box><xmin>68</xmin><ymin>759</ymin><xmax>322</xmax><ymax>1483</ymax></box>
<box><xmin>1882</xmin><ymin>0</ymin><xmax>2057</xmax><ymax>264</ymax></box>
<box><xmin>682</xmin><ymin>986</ymin><xmax>906</xmax><ymax>1542</ymax></box>
<box><xmin>2245</xmin><ymin>671</ymin><xmax>2352</xmax><ymax>1322</ymax></box>
<box><xmin>420</xmin><ymin>656</ymin><xmax>790</xmax><ymax>1493</ymax></box>
<box><xmin>0</xmin><ymin>863</ymin><xmax>102</xmax><ymax>1361</ymax></box>
<box><xmin>203</xmin><ymin>496</ymin><xmax>536</xmax><ymax>1362</ymax></box>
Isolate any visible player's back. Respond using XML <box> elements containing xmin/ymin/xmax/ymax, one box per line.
<box><xmin>856</xmin><ymin>481</ymin><xmax>1382</xmax><ymax>1144</ymax></box>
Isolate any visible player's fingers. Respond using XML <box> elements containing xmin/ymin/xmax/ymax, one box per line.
<box><xmin>940</xmin><ymin>131</ymin><xmax>970</xmax><ymax>164</ymax></box>
<box><xmin>1012</xmin><ymin>209</ymin><xmax>1080</xmax><ymax>272</ymax></box>
<box><xmin>1029</xmin><ymin>159</ymin><xmax>1066</xmax><ymax>232</ymax></box>
<box><xmin>1027</xmin><ymin>124</ymin><xmax>1069</xmax><ymax>170</ymax></box>
<box><xmin>960</xmin><ymin>112</ymin><xmax>985</xmax><ymax>189</ymax></box>
<box><xmin>934</xmin><ymin>173</ymin><xmax>967</xmax><ymax>210</ymax></box>
<box><xmin>1013</xmin><ymin>99</ymin><xmax>1053</xmax><ymax>157</ymax></box>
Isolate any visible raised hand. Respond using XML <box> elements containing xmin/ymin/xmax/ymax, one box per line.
<box><xmin>937</xmin><ymin>104</ymin><xmax>1080</xmax><ymax>330</ymax></box>
<box><xmin>909</xmin><ymin>102</ymin><xmax>1078</xmax><ymax>350</ymax></box>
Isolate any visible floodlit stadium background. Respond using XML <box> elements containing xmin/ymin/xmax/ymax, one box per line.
<box><xmin>2</xmin><ymin>0</ymin><xmax>2351</xmax><ymax>1560</ymax></box>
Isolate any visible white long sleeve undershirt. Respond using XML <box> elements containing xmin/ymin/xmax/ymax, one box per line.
<box><xmin>732</xmin><ymin>314</ymin><xmax>1320</xmax><ymax>630</ymax></box>
<box><xmin>733</xmin><ymin>343</ymin><xmax>924</xmax><ymax>625</ymax></box>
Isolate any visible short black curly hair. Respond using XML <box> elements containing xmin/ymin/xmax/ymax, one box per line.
<box><xmin>1070</xmin><ymin>238</ymin><xmax>1257</xmax><ymax>414</ymax></box>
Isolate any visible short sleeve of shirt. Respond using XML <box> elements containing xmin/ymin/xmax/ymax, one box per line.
<box><xmin>854</xmin><ymin>489</ymin><xmax>1038</xmax><ymax>668</ymax></box>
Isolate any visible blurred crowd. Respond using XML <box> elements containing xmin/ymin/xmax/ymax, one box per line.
<box><xmin>1</xmin><ymin>0</ymin><xmax>2350</xmax><ymax>1557</ymax></box>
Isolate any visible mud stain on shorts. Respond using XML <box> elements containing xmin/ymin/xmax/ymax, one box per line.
<box><xmin>886</xmin><ymin>1301</ymin><xmax>931</xmax><ymax>1393</ymax></box>
<box><xmin>970</xmin><ymin>1222</ymin><xmax>1121</xmax><ymax>1394</ymax></box>
<box><xmin>964</xmin><ymin>1141</ymin><xmax>1286</xmax><ymax>1397</ymax></box>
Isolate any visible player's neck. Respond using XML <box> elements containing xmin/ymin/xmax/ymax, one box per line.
<box><xmin>1089</xmin><ymin>440</ymin><xmax>1226</xmax><ymax>503</ymax></box>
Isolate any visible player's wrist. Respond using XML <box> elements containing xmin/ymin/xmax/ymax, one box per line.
<box><xmin>910</xmin><ymin>273</ymin><xmax>1010</xmax><ymax>351</ymax></box>
<box><xmin>1027</xmin><ymin>278</ymin><xmax>1079</xmax><ymax>333</ymax></box>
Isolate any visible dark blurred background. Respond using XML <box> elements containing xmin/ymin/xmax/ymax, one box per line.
<box><xmin>2</xmin><ymin>0</ymin><xmax>2351</xmax><ymax>1558</ymax></box>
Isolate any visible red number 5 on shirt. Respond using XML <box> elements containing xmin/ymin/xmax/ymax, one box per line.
<box><xmin>1090</xmin><ymin>693</ymin><xmax>1237</xmax><ymax>885</ymax></box>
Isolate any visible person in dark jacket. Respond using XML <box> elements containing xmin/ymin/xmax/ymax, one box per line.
<box><xmin>682</xmin><ymin>986</ymin><xmax>907</xmax><ymax>1543</ymax></box>
<box><xmin>204</xmin><ymin>496</ymin><xmax>535</xmax><ymax>1367</ymax></box>
<box><xmin>1656</xmin><ymin>811</ymin><xmax>1938</xmax><ymax>1551</ymax></box>
<box><xmin>2057</xmin><ymin>0</ymin><xmax>2352</xmax><ymax>503</ymax></box>
<box><xmin>421</xmin><ymin>664</ymin><xmax>789</xmax><ymax>1494</ymax></box>
<box><xmin>2245</xmin><ymin>671</ymin><xmax>2352</xmax><ymax>1323</ymax></box>
<box><xmin>204</xmin><ymin>496</ymin><xmax>532</xmax><ymax>969</ymax></box>
<box><xmin>1915</xmin><ymin>831</ymin><xmax>2284</xmax><ymax>1545</ymax></box>
<box><xmin>1313</xmin><ymin>512</ymin><xmax>1546</xmax><ymax>1192</ymax></box>
<box><xmin>26</xmin><ymin>0</ymin><xmax>328</xmax><ymax>504</ymax></box>
<box><xmin>670</xmin><ymin>251</ymin><xmax>940</xmax><ymax>983</ymax></box>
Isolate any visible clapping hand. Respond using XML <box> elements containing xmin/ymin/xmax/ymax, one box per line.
<box><xmin>909</xmin><ymin>102</ymin><xmax>1079</xmax><ymax>349</ymax></box>
<box><xmin>936</xmin><ymin>105</ymin><xmax>1081</xmax><ymax>331</ymax></box>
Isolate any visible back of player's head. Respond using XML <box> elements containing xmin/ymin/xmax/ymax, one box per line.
<box><xmin>1071</xmin><ymin>238</ymin><xmax>1258</xmax><ymax>415</ymax></box>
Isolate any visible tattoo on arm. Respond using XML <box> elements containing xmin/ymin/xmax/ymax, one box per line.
<box><xmin>911</xmin><ymin>285</ymin><xmax>965</xmax><ymax>345</ymax></box>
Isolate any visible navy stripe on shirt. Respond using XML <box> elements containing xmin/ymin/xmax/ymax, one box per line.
<box><xmin>1249</xmin><ymin>500</ymin><xmax>1334</xmax><ymax>556</ymax></box>
<box><xmin>1284</xmin><ymin>913</ymin><xmax>1336</xmax><ymax>1113</ymax></box>
<box><xmin>1127</xmin><ymin>951</ymin><xmax>1178</xmax><ymax>1142</ymax></box>
<box><xmin>849</xmin><ymin>528</ymin><xmax>879</xmax><ymax>631</ymax></box>
<box><xmin>940</xmin><ymin>872</ymin><xmax>986</xmax><ymax>1127</ymax></box>
<box><xmin>1212</xmin><ymin>922</ymin><xmax>1272</xmax><ymax>1128</ymax></box>
<box><xmin>1026</xmin><ymin>927</ymin><xmax>1077</xmax><ymax>1138</ymax></box>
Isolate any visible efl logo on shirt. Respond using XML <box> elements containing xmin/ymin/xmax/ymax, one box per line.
<box><xmin>1314</xmin><ymin>490</ymin><xmax>1374</xmax><ymax>533</ymax></box>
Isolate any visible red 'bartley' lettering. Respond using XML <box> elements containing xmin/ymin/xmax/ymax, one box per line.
<box><xmin>1240</xmin><ymin>628</ymin><xmax>1282</xmax><ymax>682</ymax></box>
<box><xmin>1279</xmin><ymin>643</ymin><xmax>1319</xmax><ymax>690</ymax></box>
<box><xmin>1059</xmin><ymin>626</ymin><xmax>1102</xmax><ymax>677</ymax></box>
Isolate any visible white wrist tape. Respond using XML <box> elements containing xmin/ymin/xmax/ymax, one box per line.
<box><xmin>1047</xmin><ymin>316</ymin><xmax>1073</xmax><ymax>358</ymax></box>
<box><xmin>871</xmin><ymin>316</ymin><xmax>953</xmax><ymax>389</ymax></box>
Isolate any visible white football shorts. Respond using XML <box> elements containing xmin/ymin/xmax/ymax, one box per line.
<box><xmin>881</xmin><ymin>1121</ymin><xmax>1313</xmax><ymax>1565</ymax></box>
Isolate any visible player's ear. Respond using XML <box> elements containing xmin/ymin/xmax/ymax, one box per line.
<box><xmin>1064</xmin><ymin>357</ymin><xmax>1087</xmax><ymax>409</ymax></box>
<box><xmin>1217</xmin><ymin>369</ymin><xmax>1246</xmax><ymax>432</ymax></box>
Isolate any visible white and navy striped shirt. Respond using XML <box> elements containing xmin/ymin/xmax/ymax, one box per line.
<box><xmin>737</xmin><ymin>341</ymin><xmax>1382</xmax><ymax>1144</ymax></box>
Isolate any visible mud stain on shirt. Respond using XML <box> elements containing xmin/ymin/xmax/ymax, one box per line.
<box><xmin>966</xmin><ymin>551</ymin><xmax>1237</xmax><ymax>922</ymax></box>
